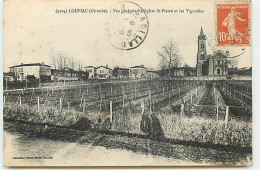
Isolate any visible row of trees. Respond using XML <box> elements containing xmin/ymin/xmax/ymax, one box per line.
<box><xmin>50</xmin><ymin>50</ymin><xmax>84</xmax><ymax>71</ymax></box>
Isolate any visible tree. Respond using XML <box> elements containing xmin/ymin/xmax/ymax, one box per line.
<box><xmin>227</xmin><ymin>58</ymin><xmax>238</xmax><ymax>69</ymax></box>
<box><xmin>50</xmin><ymin>51</ymin><xmax>69</xmax><ymax>70</ymax></box>
<box><xmin>157</xmin><ymin>40</ymin><xmax>182</xmax><ymax>78</ymax></box>
<box><xmin>112</xmin><ymin>66</ymin><xmax>120</xmax><ymax>77</ymax></box>
<box><xmin>50</xmin><ymin>51</ymin><xmax>85</xmax><ymax>78</ymax></box>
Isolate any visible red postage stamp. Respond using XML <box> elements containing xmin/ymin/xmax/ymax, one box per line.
<box><xmin>216</xmin><ymin>2</ymin><xmax>251</xmax><ymax>46</ymax></box>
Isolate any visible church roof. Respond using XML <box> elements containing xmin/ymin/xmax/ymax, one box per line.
<box><xmin>198</xmin><ymin>26</ymin><xmax>206</xmax><ymax>40</ymax></box>
<box><xmin>199</xmin><ymin>26</ymin><xmax>204</xmax><ymax>36</ymax></box>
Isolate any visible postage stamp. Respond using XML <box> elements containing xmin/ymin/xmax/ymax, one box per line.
<box><xmin>105</xmin><ymin>1</ymin><xmax>149</xmax><ymax>50</ymax></box>
<box><xmin>216</xmin><ymin>1</ymin><xmax>251</xmax><ymax>46</ymax></box>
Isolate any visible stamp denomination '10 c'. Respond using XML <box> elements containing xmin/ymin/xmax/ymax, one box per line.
<box><xmin>216</xmin><ymin>2</ymin><xmax>250</xmax><ymax>46</ymax></box>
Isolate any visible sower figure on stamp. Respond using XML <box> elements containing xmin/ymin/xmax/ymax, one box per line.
<box><xmin>222</xmin><ymin>7</ymin><xmax>246</xmax><ymax>44</ymax></box>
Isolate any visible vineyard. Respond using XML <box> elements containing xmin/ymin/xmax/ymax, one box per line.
<box><xmin>3</xmin><ymin>79</ymin><xmax>252</xmax><ymax>148</ymax></box>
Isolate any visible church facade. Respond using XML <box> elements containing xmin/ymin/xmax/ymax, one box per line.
<box><xmin>196</xmin><ymin>27</ymin><xmax>228</xmax><ymax>76</ymax></box>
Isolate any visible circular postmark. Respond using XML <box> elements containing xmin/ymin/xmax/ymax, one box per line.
<box><xmin>105</xmin><ymin>1</ymin><xmax>149</xmax><ymax>50</ymax></box>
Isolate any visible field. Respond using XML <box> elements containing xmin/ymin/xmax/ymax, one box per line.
<box><xmin>3</xmin><ymin>79</ymin><xmax>252</xmax><ymax>163</ymax></box>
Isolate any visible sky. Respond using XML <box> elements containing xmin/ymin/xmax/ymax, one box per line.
<box><xmin>3</xmin><ymin>0</ymin><xmax>251</xmax><ymax>72</ymax></box>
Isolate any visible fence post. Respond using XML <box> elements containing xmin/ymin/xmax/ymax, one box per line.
<box><xmin>122</xmin><ymin>94</ymin><xmax>125</xmax><ymax>113</ymax></box>
<box><xmin>5</xmin><ymin>79</ymin><xmax>8</xmax><ymax>90</ymax></box>
<box><xmin>83</xmin><ymin>99</ymin><xmax>85</xmax><ymax>112</ymax></box>
<box><xmin>240</xmin><ymin>92</ymin><xmax>243</xmax><ymax>100</ymax></box>
<box><xmin>37</xmin><ymin>97</ymin><xmax>40</xmax><ymax>112</ymax></box>
<box><xmin>19</xmin><ymin>96</ymin><xmax>22</xmax><ymax>107</ymax></box>
<box><xmin>225</xmin><ymin>106</ymin><xmax>229</xmax><ymax>125</ymax></box>
<box><xmin>141</xmin><ymin>101</ymin><xmax>145</xmax><ymax>115</ymax></box>
<box><xmin>64</xmin><ymin>80</ymin><xmax>65</xmax><ymax>86</ymax></box>
<box><xmin>190</xmin><ymin>92</ymin><xmax>193</xmax><ymax>104</ymax></box>
<box><xmin>110</xmin><ymin>101</ymin><xmax>113</xmax><ymax>125</ymax></box>
<box><xmin>216</xmin><ymin>97</ymin><xmax>219</xmax><ymax>120</ymax></box>
<box><xmin>60</xmin><ymin>97</ymin><xmax>62</xmax><ymax>112</ymax></box>
<box><xmin>100</xmin><ymin>97</ymin><xmax>102</xmax><ymax>112</ymax></box>
<box><xmin>149</xmin><ymin>90</ymin><xmax>152</xmax><ymax>114</ymax></box>
<box><xmin>3</xmin><ymin>96</ymin><xmax>6</xmax><ymax>106</ymax></box>
<box><xmin>180</xmin><ymin>104</ymin><xmax>184</xmax><ymax>116</ymax></box>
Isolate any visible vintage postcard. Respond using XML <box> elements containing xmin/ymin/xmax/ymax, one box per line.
<box><xmin>3</xmin><ymin>0</ymin><xmax>252</xmax><ymax>167</ymax></box>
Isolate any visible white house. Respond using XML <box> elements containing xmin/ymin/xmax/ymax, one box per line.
<box><xmin>84</xmin><ymin>66</ymin><xmax>97</xmax><ymax>79</ymax></box>
<box><xmin>129</xmin><ymin>65</ymin><xmax>148</xmax><ymax>79</ymax></box>
<box><xmin>96</xmin><ymin>65</ymin><xmax>112</xmax><ymax>79</ymax></box>
<box><xmin>9</xmin><ymin>62</ymin><xmax>51</xmax><ymax>81</ymax></box>
<box><xmin>147</xmin><ymin>70</ymin><xmax>159</xmax><ymax>79</ymax></box>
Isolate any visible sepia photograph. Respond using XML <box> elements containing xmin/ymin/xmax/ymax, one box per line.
<box><xmin>2</xmin><ymin>0</ymin><xmax>252</xmax><ymax>167</ymax></box>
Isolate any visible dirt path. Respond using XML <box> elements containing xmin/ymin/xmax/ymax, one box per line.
<box><xmin>3</xmin><ymin>121</ymin><xmax>251</xmax><ymax>166</ymax></box>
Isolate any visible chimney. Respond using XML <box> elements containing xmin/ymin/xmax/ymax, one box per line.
<box><xmin>106</xmin><ymin>65</ymin><xmax>108</xmax><ymax>68</ymax></box>
<box><xmin>42</xmin><ymin>62</ymin><xmax>44</xmax><ymax>65</ymax></box>
<box><xmin>21</xmin><ymin>63</ymin><xmax>23</xmax><ymax>65</ymax></box>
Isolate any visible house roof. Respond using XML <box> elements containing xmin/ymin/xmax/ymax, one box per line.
<box><xmin>118</xmin><ymin>68</ymin><xmax>129</xmax><ymax>71</ymax></box>
<box><xmin>9</xmin><ymin>63</ymin><xmax>51</xmax><ymax>68</ymax></box>
<box><xmin>84</xmin><ymin>66</ymin><xmax>96</xmax><ymax>68</ymax></box>
<box><xmin>129</xmin><ymin>65</ymin><xmax>148</xmax><ymax>69</ymax></box>
<box><xmin>96</xmin><ymin>66</ymin><xmax>112</xmax><ymax>70</ymax></box>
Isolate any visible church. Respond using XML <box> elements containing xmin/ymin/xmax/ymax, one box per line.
<box><xmin>196</xmin><ymin>27</ymin><xmax>228</xmax><ymax>76</ymax></box>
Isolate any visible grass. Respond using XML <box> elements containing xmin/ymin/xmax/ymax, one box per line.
<box><xmin>157</xmin><ymin>113</ymin><xmax>251</xmax><ymax>147</ymax></box>
<box><xmin>3</xmin><ymin>101</ymin><xmax>251</xmax><ymax>148</ymax></box>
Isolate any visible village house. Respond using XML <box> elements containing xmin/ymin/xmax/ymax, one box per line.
<box><xmin>9</xmin><ymin>62</ymin><xmax>51</xmax><ymax>82</ymax></box>
<box><xmin>84</xmin><ymin>66</ymin><xmax>97</xmax><ymax>79</ymax></box>
<box><xmin>172</xmin><ymin>67</ymin><xmax>197</xmax><ymax>77</ymax></box>
<box><xmin>112</xmin><ymin>67</ymin><xmax>129</xmax><ymax>79</ymax></box>
<box><xmin>129</xmin><ymin>65</ymin><xmax>148</xmax><ymax>79</ymax></box>
<box><xmin>96</xmin><ymin>65</ymin><xmax>112</xmax><ymax>79</ymax></box>
<box><xmin>51</xmin><ymin>67</ymin><xmax>78</xmax><ymax>81</ymax></box>
<box><xmin>147</xmin><ymin>70</ymin><xmax>159</xmax><ymax>79</ymax></box>
<box><xmin>3</xmin><ymin>72</ymin><xmax>15</xmax><ymax>82</ymax></box>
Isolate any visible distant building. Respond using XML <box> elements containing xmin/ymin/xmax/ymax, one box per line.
<box><xmin>112</xmin><ymin>67</ymin><xmax>129</xmax><ymax>79</ymax></box>
<box><xmin>84</xmin><ymin>66</ymin><xmax>97</xmax><ymax>79</ymax></box>
<box><xmin>117</xmin><ymin>68</ymin><xmax>129</xmax><ymax>78</ymax></box>
<box><xmin>129</xmin><ymin>65</ymin><xmax>148</xmax><ymax>79</ymax></box>
<box><xmin>159</xmin><ymin>67</ymin><xmax>196</xmax><ymax>77</ymax></box>
<box><xmin>96</xmin><ymin>65</ymin><xmax>112</xmax><ymax>79</ymax></box>
<box><xmin>9</xmin><ymin>62</ymin><xmax>51</xmax><ymax>81</ymax></box>
<box><xmin>172</xmin><ymin>67</ymin><xmax>196</xmax><ymax>77</ymax></box>
<box><xmin>196</xmin><ymin>27</ymin><xmax>228</xmax><ymax>76</ymax></box>
<box><xmin>147</xmin><ymin>70</ymin><xmax>159</xmax><ymax>79</ymax></box>
<box><xmin>51</xmin><ymin>68</ymin><xmax>79</xmax><ymax>81</ymax></box>
<box><xmin>3</xmin><ymin>72</ymin><xmax>15</xmax><ymax>82</ymax></box>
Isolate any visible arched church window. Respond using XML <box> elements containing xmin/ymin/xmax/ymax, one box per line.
<box><xmin>201</xmin><ymin>53</ymin><xmax>204</xmax><ymax>59</ymax></box>
<box><xmin>201</xmin><ymin>43</ymin><xmax>204</xmax><ymax>48</ymax></box>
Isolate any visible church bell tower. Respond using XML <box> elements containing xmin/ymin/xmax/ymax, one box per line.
<box><xmin>196</xmin><ymin>26</ymin><xmax>207</xmax><ymax>76</ymax></box>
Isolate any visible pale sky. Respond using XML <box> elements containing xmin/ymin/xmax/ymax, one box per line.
<box><xmin>3</xmin><ymin>0</ymin><xmax>251</xmax><ymax>72</ymax></box>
